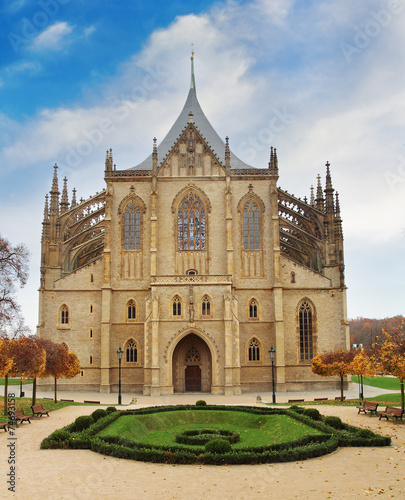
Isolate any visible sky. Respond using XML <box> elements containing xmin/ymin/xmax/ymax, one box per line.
<box><xmin>1</xmin><ymin>0</ymin><xmax>404</xmax><ymax>334</ymax></box>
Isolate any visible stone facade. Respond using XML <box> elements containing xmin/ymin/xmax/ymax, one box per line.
<box><xmin>37</xmin><ymin>57</ymin><xmax>349</xmax><ymax>395</ymax></box>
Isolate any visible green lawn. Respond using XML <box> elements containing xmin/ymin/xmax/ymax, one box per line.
<box><xmin>0</xmin><ymin>396</ymin><xmax>85</xmax><ymax>422</ymax></box>
<box><xmin>0</xmin><ymin>378</ymin><xmax>32</xmax><ymax>386</ymax></box>
<box><xmin>97</xmin><ymin>410</ymin><xmax>324</xmax><ymax>448</ymax></box>
<box><xmin>351</xmin><ymin>375</ymin><xmax>401</xmax><ymax>391</ymax></box>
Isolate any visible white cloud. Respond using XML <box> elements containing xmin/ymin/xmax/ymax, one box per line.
<box><xmin>2</xmin><ymin>0</ymin><xmax>405</xmax><ymax>327</ymax></box>
<box><xmin>83</xmin><ymin>25</ymin><xmax>96</xmax><ymax>37</ymax></box>
<box><xmin>30</xmin><ymin>22</ymin><xmax>73</xmax><ymax>52</ymax></box>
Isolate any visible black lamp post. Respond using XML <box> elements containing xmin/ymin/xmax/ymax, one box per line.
<box><xmin>117</xmin><ymin>347</ymin><xmax>123</xmax><ymax>405</ymax></box>
<box><xmin>269</xmin><ymin>346</ymin><xmax>276</xmax><ymax>404</ymax></box>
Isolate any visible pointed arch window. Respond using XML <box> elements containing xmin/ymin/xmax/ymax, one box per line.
<box><xmin>249</xmin><ymin>299</ymin><xmax>258</xmax><ymax>319</ymax></box>
<box><xmin>202</xmin><ymin>295</ymin><xmax>211</xmax><ymax>316</ymax></box>
<box><xmin>127</xmin><ymin>300</ymin><xmax>136</xmax><ymax>320</ymax></box>
<box><xmin>178</xmin><ymin>192</ymin><xmax>206</xmax><ymax>251</ymax></box>
<box><xmin>125</xmin><ymin>339</ymin><xmax>138</xmax><ymax>363</ymax></box>
<box><xmin>124</xmin><ymin>201</ymin><xmax>141</xmax><ymax>250</ymax></box>
<box><xmin>60</xmin><ymin>304</ymin><xmax>69</xmax><ymax>325</ymax></box>
<box><xmin>173</xmin><ymin>296</ymin><xmax>182</xmax><ymax>316</ymax></box>
<box><xmin>248</xmin><ymin>338</ymin><xmax>260</xmax><ymax>361</ymax></box>
<box><xmin>243</xmin><ymin>200</ymin><xmax>260</xmax><ymax>249</ymax></box>
<box><xmin>299</xmin><ymin>301</ymin><xmax>314</xmax><ymax>360</ymax></box>
<box><xmin>185</xmin><ymin>346</ymin><xmax>200</xmax><ymax>363</ymax></box>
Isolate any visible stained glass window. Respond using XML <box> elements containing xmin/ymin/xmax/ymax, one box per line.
<box><xmin>248</xmin><ymin>338</ymin><xmax>260</xmax><ymax>361</ymax></box>
<box><xmin>243</xmin><ymin>200</ymin><xmax>260</xmax><ymax>249</ymax></box>
<box><xmin>124</xmin><ymin>201</ymin><xmax>141</xmax><ymax>250</ymax></box>
<box><xmin>299</xmin><ymin>301</ymin><xmax>313</xmax><ymax>360</ymax></box>
<box><xmin>178</xmin><ymin>192</ymin><xmax>206</xmax><ymax>250</ymax></box>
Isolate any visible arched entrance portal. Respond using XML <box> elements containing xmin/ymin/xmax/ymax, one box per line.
<box><xmin>172</xmin><ymin>333</ymin><xmax>212</xmax><ymax>393</ymax></box>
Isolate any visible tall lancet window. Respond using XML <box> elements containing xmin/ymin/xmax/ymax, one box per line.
<box><xmin>178</xmin><ymin>192</ymin><xmax>206</xmax><ymax>250</ymax></box>
<box><xmin>243</xmin><ymin>200</ymin><xmax>260</xmax><ymax>249</ymax></box>
<box><xmin>299</xmin><ymin>301</ymin><xmax>314</xmax><ymax>361</ymax></box>
<box><xmin>124</xmin><ymin>201</ymin><xmax>141</xmax><ymax>250</ymax></box>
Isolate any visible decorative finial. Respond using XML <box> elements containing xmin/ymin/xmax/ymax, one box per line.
<box><xmin>190</xmin><ymin>46</ymin><xmax>196</xmax><ymax>91</ymax></box>
<box><xmin>188</xmin><ymin>110</ymin><xmax>194</xmax><ymax>123</ymax></box>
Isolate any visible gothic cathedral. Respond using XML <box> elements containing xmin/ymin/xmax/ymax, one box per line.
<box><xmin>37</xmin><ymin>56</ymin><xmax>349</xmax><ymax>395</ymax></box>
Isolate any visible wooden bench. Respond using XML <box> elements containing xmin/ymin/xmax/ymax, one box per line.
<box><xmin>83</xmin><ymin>400</ymin><xmax>100</xmax><ymax>404</ymax></box>
<box><xmin>356</xmin><ymin>401</ymin><xmax>378</xmax><ymax>415</ymax></box>
<box><xmin>314</xmin><ymin>397</ymin><xmax>328</xmax><ymax>401</ymax></box>
<box><xmin>335</xmin><ymin>396</ymin><xmax>346</xmax><ymax>400</ymax></box>
<box><xmin>12</xmin><ymin>409</ymin><xmax>31</xmax><ymax>425</ymax></box>
<box><xmin>378</xmin><ymin>406</ymin><xmax>404</xmax><ymax>421</ymax></box>
<box><xmin>60</xmin><ymin>399</ymin><xmax>74</xmax><ymax>402</ymax></box>
<box><xmin>0</xmin><ymin>422</ymin><xmax>8</xmax><ymax>432</ymax></box>
<box><xmin>288</xmin><ymin>399</ymin><xmax>304</xmax><ymax>403</ymax></box>
<box><xmin>31</xmin><ymin>404</ymin><xmax>49</xmax><ymax>417</ymax></box>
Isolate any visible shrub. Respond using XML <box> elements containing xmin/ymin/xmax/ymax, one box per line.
<box><xmin>356</xmin><ymin>428</ymin><xmax>375</xmax><ymax>439</ymax></box>
<box><xmin>196</xmin><ymin>400</ymin><xmax>207</xmax><ymax>406</ymax></box>
<box><xmin>205</xmin><ymin>438</ymin><xmax>232</xmax><ymax>454</ymax></box>
<box><xmin>289</xmin><ymin>405</ymin><xmax>305</xmax><ymax>414</ymax></box>
<box><xmin>106</xmin><ymin>407</ymin><xmax>117</xmax><ymax>414</ymax></box>
<box><xmin>71</xmin><ymin>415</ymin><xmax>94</xmax><ymax>432</ymax></box>
<box><xmin>91</xmin><ymin>409</ymin><xmax>108</xmax><ymax>422</ymax></box>
<box><xmin>303</xmin><ymin>408</ymin><xmax>321</xmax><ymax>421</ymax></box>
<box><xmin>324</xmin><ymin>416</ymin><xmax>344</xmax><ymax>430</ymax></box>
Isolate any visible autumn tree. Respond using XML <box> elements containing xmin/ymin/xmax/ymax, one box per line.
<box><xmin>11</xmin><ymin>337</ymin><xmax>46</xmax><ymax>408</ymax></box>
<box><xmin>36</xmin><ymin>339</ymin><xmax>80</xmax><ymax>402</ymax></box>
<box><xmin>0</xmin><ymin>235</ymin><xmax>30</xmax><ymax>338</ymax></box>
<box><xmin>374</xmin><ymin>324</ymin><xmax>405</xmax><ymax>410</ymax></box>
<box><xmin>311</xmin><ymin>349</ymin><xmax>356</xmax><ymax>401</ymax></box>
<box><xmin>350</xmin><ymin>348</ymin><xmax>376</xmax><ymax>400</ymax></box>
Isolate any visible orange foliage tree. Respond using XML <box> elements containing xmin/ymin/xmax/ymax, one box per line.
<box><xmin>36</xmin><ymin>338</ymin><xmax>80</xmax><ymax>402</ymax></box>
<box><xmin>350</xmin><ymin>348</ymin><xmax>376</xmax><ymax>400</ymax></box>
<box><xmin>374</xmin><ymin>324</ymin><xmax>405</xmax><ymax>410</ymax></box>
<box><xmin>311</xmin><ymin>349</ymin><xmax>356</xmax><ymax>401</ymax></box>
<box><xmin>11</xmin><ymin>337</ymin><xmax>46</xmax><ymax>408</ymax></box>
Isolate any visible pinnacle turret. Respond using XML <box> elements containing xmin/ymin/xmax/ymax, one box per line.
<box><xmin>324</xmin><ymin>161</ymin><xmax>335</xmax><ymax>215</ymax></box>
<box><xmin>268</xmin><ymin>146</ymin><xmax>279</xmax><ymax>174</ymax></box>
<box><xmin>71</xmin><ymin>188</ymin><xmax>77</xmax><ymax>208</ymax></box>
<box><xmin>105</xmin><ymin>148</ymin><xmax>113</xmax><ymax>171</ymax></box>
<box><xmin>60</xmin><ymin>176</ymin><xmax>69</xmax><ymax>214</ymax></box>
<box><xmin>50</xmin><ymin>164</ymin><xmax>60</xmax><ymax>217</ymax></box>
<box><xmin>41</xmin><ymin>194</ymin><xmax>50</xmax><ymax>240</ymax></box>
<box><xmin>315</xmin><ymin>174</ymin><xmax>324</xmax><ymax>212</ymax></box>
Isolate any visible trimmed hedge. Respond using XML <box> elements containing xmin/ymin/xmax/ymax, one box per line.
<box><xmin>40</xmin><ymin>404</ymin><xmax>391</xmax><ymax>464</ymax></box>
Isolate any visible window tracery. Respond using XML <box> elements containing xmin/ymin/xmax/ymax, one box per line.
<box><xmin>127</xmin><ymin>300</ymin><xmax>136</xmax><ymax>320</ymax></box>
<box><xmin>243</xmin><ymin>200</ymin><xmax>260</xmax><ymax>249</ymax></box>
<box><xmin>202</xmin><ymin>295</ymin><xmax>210</xmax><ymax>316</ymax></box>
<box><xmin>124</xmin><ymin>201</ymin><xmax>141</xmax><ymax>250</ymax></box>
<box><xmin>185</xmin><ymin>346</ymin><xmax>200</xmax><ymax>363</ymax></box>
<box><xmin>249</xmin><ymin>299</ymin><xmax>258</xmax><ymax>319</ymax></box>
<box><xmin>248</xmin><ymin>338</ymin><xmax>260</xmax><ymax>361</ymax></box>
<box><xmin>173</xmin><ymin>296</ymin><xmax>182</xmax><ymax>316</ymax></box>
<box><xmin>177</xmin><ymin>192</ymin><xmax>206</xmax><ymax>251</ymax></box>
<box><xmin>299</xmin><ymin>301</ymin><xmax>314</xmax><ymax>360</ymax></box>
<box><xmin>60</xmin><ymin>304</ymin><xmax>69</xmax><ymax>325</ymax></box>
<box><xmin>125</xmin><ymin>339</ymin><xmax>138</xmax><ymax>363</ymax></box>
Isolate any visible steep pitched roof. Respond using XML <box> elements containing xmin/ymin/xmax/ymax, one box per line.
<box><xmin>129</xmin><ymin>55</ymin><xmax>254</xmax><ymax>171</ymax></box>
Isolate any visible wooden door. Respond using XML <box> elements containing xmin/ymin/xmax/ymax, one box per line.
<box><xmin>185</xmin><ymin>366</ymin><xmax>201</xmax><ymax>392</ymax></box>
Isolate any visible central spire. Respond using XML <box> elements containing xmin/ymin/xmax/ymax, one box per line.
<box><xmin>190</xmin><ymin>50</ymin><xmax>196</xmax><ymax>90</ymax></box>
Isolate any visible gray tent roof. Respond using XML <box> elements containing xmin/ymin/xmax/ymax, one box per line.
<box><xmin>129</xmin><ymin>59</ymin><xmax>255</xmax><ymax>171</ymax></box>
